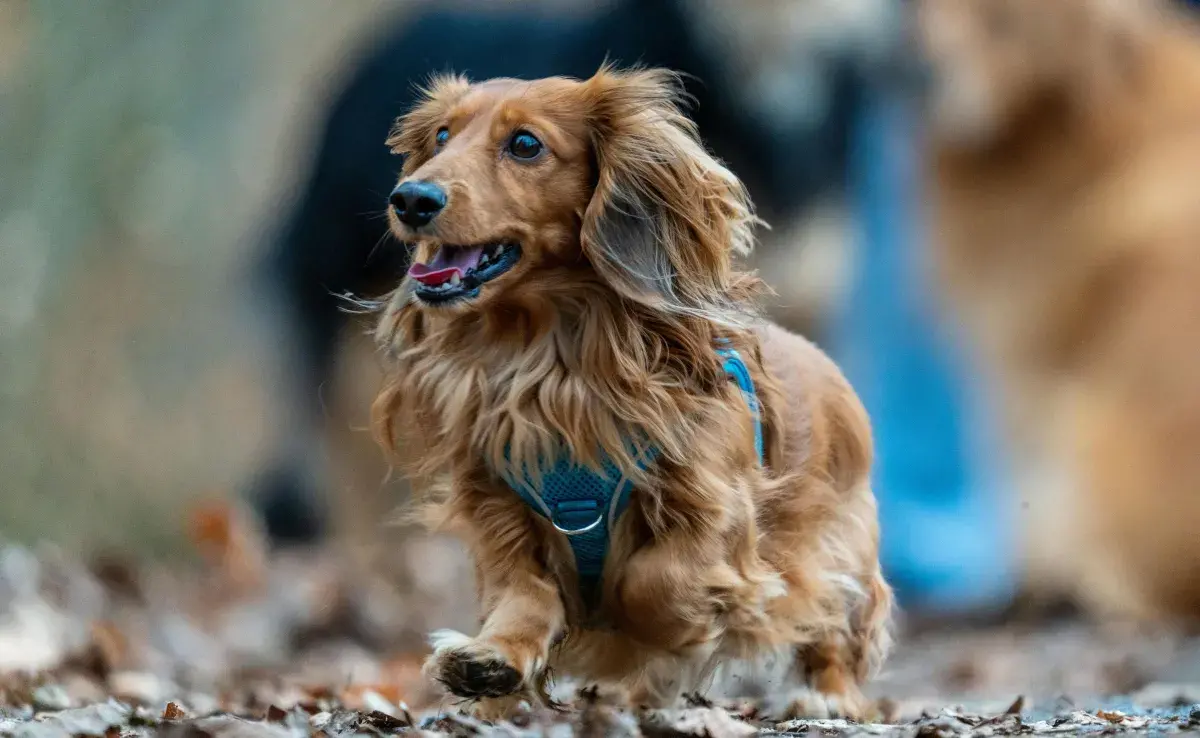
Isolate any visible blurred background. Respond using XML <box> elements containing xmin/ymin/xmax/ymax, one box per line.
<box><xmin>4</xmin><ymin>0</ymin><xmax>1200</xmax><ymax>720</ymax></box>
<box><xmin>0</xmin><ymin>0</ymin><xmax>412</xmax><ymax>555</ymax></box>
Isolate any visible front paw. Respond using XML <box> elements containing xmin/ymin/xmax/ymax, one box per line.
<box><xmin>425</xmin><ymin>629</ymin><xmax>525</xmax><ymax>699</ymax></box>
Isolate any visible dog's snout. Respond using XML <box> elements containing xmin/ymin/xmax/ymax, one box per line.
<box><xmin>390</xmin><ymin>180</ymin><xmax>447</xmax><ymax>228</ymax></box>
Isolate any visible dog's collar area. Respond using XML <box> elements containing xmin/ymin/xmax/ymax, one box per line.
<box><xmin>495</xmin><ymin>344</ymin><xmax>764</xmax><ymax>611</ymax></box>
<box><xmin>409</xmin><ymin>242</ymin><xmax>521</xmax><ymax>304</ymax></box>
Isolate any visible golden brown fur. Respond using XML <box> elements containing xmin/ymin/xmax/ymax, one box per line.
<box><xmin>369</xmin><ymin>66</ymin><xmax>891</xmax><ymax>717</ymax></box>
<box><xmin>917</xmin><ymin>0</ymin><xmax>1200</xmax><ymax>623</ymax></box>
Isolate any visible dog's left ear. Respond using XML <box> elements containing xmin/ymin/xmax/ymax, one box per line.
<box><xmin>579</xmin><ymin>66</ymin><xmax>760</xmax><ymax>323</ymax></box>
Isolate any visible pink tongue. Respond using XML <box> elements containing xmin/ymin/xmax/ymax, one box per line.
<box><xmin>408</xmin><ymin>246</ymin><xmax>485</xmax><ymax>286</ymax></box>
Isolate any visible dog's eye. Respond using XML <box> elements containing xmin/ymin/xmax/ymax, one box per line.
<box><xmin>508</xmin><ymin>131</ymin><xmax>543</xmax><ymax>160</ymax></box>
<box><xmin>435</xmin><ymin>127</ymin><xmax>450</xmax><ymax>147</ymax></box>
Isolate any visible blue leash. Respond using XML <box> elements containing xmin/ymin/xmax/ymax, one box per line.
<box><xmin>496</xmin><ymin>346</ymin><xmax>764</xmax><ymax>607</ymax></box>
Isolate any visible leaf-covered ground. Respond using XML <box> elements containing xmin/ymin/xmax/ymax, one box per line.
<box><xmin>2</xmin><ymin>503</ymin><xmax>1199</xmax><ymax>737</ymax></box>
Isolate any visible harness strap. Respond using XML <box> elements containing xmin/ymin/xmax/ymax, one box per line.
<box><xmin>717</xmin><ymin>347</ymin><xmax>765</xmax><ymax>462</ymax></box>
<box><xmin>498</xmin><ymin>346</ymin><xmax>764</xmax><ymax>609</ymax></box>
<box><xmin>500</xmin><ymin>446</ymin><xmax>656</xmax><ymax>609</ymax></box>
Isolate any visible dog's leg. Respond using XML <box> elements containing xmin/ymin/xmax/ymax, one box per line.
<box><xmin>615</xmin><ymin>486</ymin><xmax>781</xmax><ymax>654</ymax></box>
<box><xmin>614</xmin><ymin>536</ymin><xmax>734</xmax><ymax>652</ymax></box>
<box><xmin>775</xmin><ymin>570</ymin><xmax>892</xmax><ymax>723</ymax></box>
<box><xmin>423</xmin><ymin>496</ymin><xmax>565</xmax><ymax>714</ymax></box>
<box><xmin>778</xmin><ymin>637</ymin><xmax>874</xmax><ymax>721</ymax></box>
<box><xmin>622</xmin><ymin>641</ymin><xmax>720</xmax><ymax>709</ymax></box>
<box><xmin>424</xmin><ymin>572</ymin><xmax>563</xmax><ymax>700</ymax></box>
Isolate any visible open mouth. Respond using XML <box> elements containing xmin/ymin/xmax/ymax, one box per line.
<box><xmin>407</xmin><ymin>242</ymin><xmax>522</xmax><ymax>304</ymax></box>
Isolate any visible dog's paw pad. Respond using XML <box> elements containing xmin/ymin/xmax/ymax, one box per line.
<box><xmin>435</xmin><ymin>649</ymin><xmax>523</xmax><ymax>699</ymax></box>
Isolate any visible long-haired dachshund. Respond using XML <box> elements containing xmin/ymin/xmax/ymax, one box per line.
<box><xmin>371</xmin><ymin>66</ymin><xmax>892</xmax><ymax>719</ymax></box>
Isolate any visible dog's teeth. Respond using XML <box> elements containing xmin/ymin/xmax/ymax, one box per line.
<box><xmin>450</xmin><ymin>272</ymin><xmax>460</xmax><ymax>286</ymax></box>
<box><xmin>478</xmin><ymin>254</ymin><xmax>490</xmax><ymax>267</ymax></box>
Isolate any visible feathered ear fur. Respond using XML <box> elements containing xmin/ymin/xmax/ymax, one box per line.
<box><xmin>578</xmin><ymin>65</ymin><xmax>764</xmax><ymax>327</ymax></box>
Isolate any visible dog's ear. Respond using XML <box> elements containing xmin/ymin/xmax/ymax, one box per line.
<box><xmin>579</xmin><ymin>66</ymin><xmax>761</xmax><ymax>324</ymax></box>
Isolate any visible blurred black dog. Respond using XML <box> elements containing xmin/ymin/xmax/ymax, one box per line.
<box><xmin>250</xmin><ymin>0</ymin><xmax>895</xmax><ymax>547</ymax></box>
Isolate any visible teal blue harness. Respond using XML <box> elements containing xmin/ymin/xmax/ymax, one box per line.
<box><xmin>495</xmin><ymin>346</ymin><xmax>765</xmax><ymax>607</ymax></box>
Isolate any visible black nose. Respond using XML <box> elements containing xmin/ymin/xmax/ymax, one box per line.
<box><xmin>390</xmin><ymin>180</ymin><xmax>447</xmax><ymax>228</ymax></box>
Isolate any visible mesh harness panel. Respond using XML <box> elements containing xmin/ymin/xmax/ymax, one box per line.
<box><xmin>496</xmin><ymin>346</ymin><xmax>765</xmax><ymax>607</ymax></box>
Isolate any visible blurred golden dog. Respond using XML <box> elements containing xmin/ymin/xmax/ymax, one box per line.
<box><xmin>917</xmin><ymin>0</ymin><xmax>1200</xmax><ymax>623</ymax></box>
<box><xmin>371</xmin><ymin>67</ymin><xmax>892</xmax><ymax>718</ymax></box>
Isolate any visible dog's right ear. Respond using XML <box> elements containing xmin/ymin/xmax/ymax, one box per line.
<box><xmin>579</xmin><ymin>65</ymin><xmax>760</xmax><ymax>325</ymax></box>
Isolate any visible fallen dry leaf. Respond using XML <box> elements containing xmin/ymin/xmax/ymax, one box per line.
<box><xmin>0</xmin><ymin>542</ymin><xmax>1197</xmax><ymax>736</ymax></box>
<box><xmin>639</xmin><ymin>707</ymin><xmax>757</xmax><ymax>738</ymax></box>
<box><xmin>187</xmin><ymin>499</ymin><xmax>268</xmax><ymax>597</ymax></box>
<box><xmin>1095</xmin><ymin>708</ymin><xmax>1125</xmax><ymax>723</ymax></box>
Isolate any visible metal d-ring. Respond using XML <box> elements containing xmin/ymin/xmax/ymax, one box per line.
<box><xmin>550</xmin><ymin>511</ymin><xmax>605</xmax><ymax>536</ymax></box>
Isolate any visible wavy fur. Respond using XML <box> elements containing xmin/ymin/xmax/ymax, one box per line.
<box><xmin>371</xmin><ymin>65</ymin><xmax>891</xmax><ymax>718</ymax></box>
